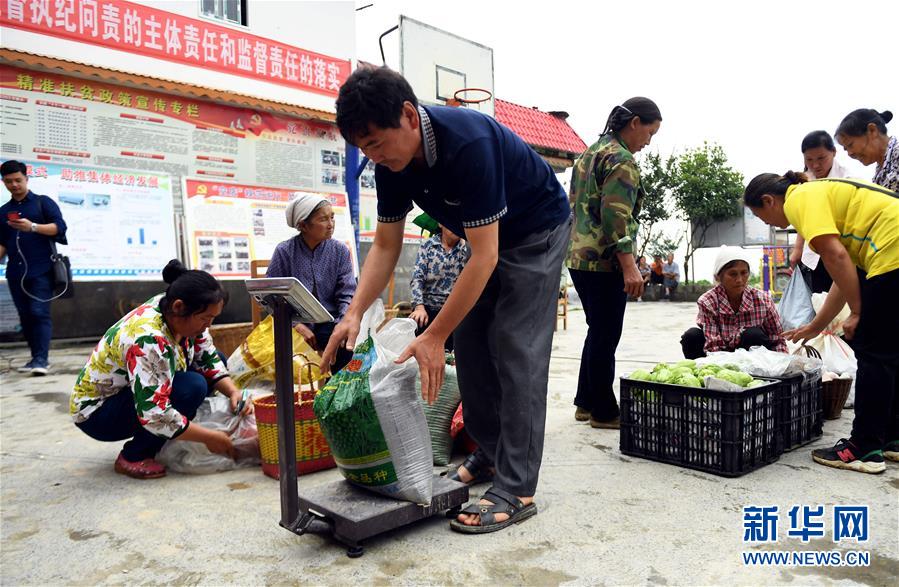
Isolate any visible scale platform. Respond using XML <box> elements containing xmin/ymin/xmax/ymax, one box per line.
<box><xmin>289</xmin><ymin>475</ymin><xmax>469</xmax><ymax>557</ymax></box>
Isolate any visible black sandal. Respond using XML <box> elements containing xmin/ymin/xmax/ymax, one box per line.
<box><xmin>449</xmin><ymin>487</ymin><xmax>538</xmax><ymax>534</ymax></box>
<box><xmin>444</xmin><ymin>449</ymin><xmax>495</xmax><ymax>485</ymax></box>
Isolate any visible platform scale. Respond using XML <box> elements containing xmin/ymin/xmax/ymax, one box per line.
<box><xmin>246</xmin><ymin>278</ymin><xmax>469</xmax><ymax>557</ymax></box>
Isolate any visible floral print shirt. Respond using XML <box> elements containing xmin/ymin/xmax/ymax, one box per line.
<box><xmin>410</xmin><ymin>234</ymin><xmax>469</xmax><ymax>308</ymax></box>
<box><xmin>71</xmin><ymin>295</ymin><xmax>228</xmax><ymax>438</ymax></box>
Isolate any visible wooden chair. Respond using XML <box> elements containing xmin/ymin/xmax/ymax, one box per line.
<box><xmin>556</xmin><ymin>286</ymin><xmax>568</xmax><ymax>331</ymax></box>
<box><xmin>250</xmin><ymin>259</ymin><xmax>270</xmax><ymax>327</ymax></box>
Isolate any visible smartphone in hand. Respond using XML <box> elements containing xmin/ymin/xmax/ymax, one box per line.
<box><xmin>6</xmin><ymin>211</ymin><xmax>22</xmax><ymax>221</ymax></box>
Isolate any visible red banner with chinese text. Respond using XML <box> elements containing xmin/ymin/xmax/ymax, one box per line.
<box><xmin>0</xmin><ymin>0</ymin><xmax>351</xmax><ymax>97</ymax></box>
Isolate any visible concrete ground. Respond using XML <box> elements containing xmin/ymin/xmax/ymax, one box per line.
<box><xmin>1</xmin><ymin>301</ymin><xmax>897</xmax><ymax>586</ymax></box>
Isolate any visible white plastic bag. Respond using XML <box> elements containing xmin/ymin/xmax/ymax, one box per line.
<box><xmin>802</xmin><ymin>292</ymin><xmax>857</xmax><ymax>406</ymax></box>
<box><xmin>370</xmin><ymin>315</ymin><xmax>434</xmax><ymax>504</ymax></box>
<box><xmin>697</xmin><ymin>348</ymin><xmax>815</xmax><ymax>378</ymax></box>
<box><xmin>778</xmin><ymin>270</ymin><xmax>816</xmax><ymax>330</ymax></box>
<box><xmin>157</xmin><ymin>395</ymin><xmax>260</xmax><ymax>474</ymax></box>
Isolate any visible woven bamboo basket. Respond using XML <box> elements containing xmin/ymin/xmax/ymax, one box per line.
<box><xmin>822</xmin><ymin>378</ymin><xmax>853</xmax><ymax>420</ymax></box>
<box><xmin>208</xmin><ymin>322</ymin><xmax>254</xmax><ymax>357</ymax></box>
<box><xmin>253</xmin><ymin>362</ymin><xmax>334</xmax><ymax>479</ymax></box>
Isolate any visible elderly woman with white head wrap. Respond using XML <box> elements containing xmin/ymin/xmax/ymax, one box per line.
<box><xmin>267</xmin><ymin>193</ymin><xmax>357</xmax><ymax>370</ymax></box>
<box><xmin>680</xmin><ymin>246</ymin><xmax>787</xmax><ymax>359</ymax></box>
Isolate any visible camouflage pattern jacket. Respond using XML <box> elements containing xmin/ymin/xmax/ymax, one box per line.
<box><xmin>566</xmin><ymin>133</ymin><xmax>644</xmax><ymax>272</ymax></box>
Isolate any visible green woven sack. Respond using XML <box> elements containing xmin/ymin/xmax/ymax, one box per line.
<box><xmin>418</xmin><ymin>364</ymin><xmax>461</xmax><ymax>466</ymax></box>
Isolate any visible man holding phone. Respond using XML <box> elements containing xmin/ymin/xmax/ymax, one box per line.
<box><xmin>0</xmin><ymin>160</ymin><xmax>68</xmax><ymax>375</ymax></box>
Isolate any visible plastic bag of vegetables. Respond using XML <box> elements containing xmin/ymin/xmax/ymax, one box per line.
<box><xmin>313</xmin><ymin>301</ymin><xmax>433</xmax><ymax>505</ymax></box>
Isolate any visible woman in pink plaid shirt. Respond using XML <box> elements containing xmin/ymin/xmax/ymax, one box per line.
<box><xmin>681</xmin><ymin>247</ymin><xmax>787</xmax><ymax>359</ymax></box>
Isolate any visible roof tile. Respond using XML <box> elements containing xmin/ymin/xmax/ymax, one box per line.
<box><xmin>494</xmin><ymin>98</ymin><xmax>587</xmax><ymax>155</ymax></box>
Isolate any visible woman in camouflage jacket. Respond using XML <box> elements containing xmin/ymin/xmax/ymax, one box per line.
<box><xmin>566</xmin><ymin>97</ymin><xmax>662</xmax><ymax>429</ymax></box>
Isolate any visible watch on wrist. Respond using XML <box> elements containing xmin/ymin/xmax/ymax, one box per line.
<box><xmin>30</xmin><ymin>222</ymin><xmax>37</xmax><ymax>232</ymax></box>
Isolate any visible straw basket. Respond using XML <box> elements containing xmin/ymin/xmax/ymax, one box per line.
<box><xmin>822</xmin><ymin>378</ymin><xmax>853</xmax><ymax>420</ymax></box>
<box><xmin>208</xmin><ymin>322</ymin><xmax>254</xmax><ymax>357</ymax></box>
<box><xmin>253</xmin><ymin>362</ymin><xmax>334</xmax><ymax>479</ymax></box>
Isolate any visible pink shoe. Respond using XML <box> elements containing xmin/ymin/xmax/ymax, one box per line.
<box><xmin>114</xmin><ymin>452</ymin><xmax>167</xmax><ymax>479</ymax></box>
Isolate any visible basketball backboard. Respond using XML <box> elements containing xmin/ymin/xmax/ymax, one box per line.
<box><xmin>399</xmin><ymin>15</ymin><xmax>495</xmax><ymax>117</ymax></box>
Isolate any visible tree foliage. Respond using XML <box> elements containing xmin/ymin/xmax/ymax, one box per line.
<box><xmin>635</xmin><ymin>151</ymin><xmax>676</xmax><ymax>258</ymax></box>
<box><xmin>669</xmin><ymin>142</ymin><xmax>744</xmax><ymax>281</ymax></box>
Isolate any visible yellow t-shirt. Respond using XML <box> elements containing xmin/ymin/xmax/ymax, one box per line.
<box><xmin>784</xmin><ymin>179</ymin><xmax>899</xmax><ymax>278</ymax></box>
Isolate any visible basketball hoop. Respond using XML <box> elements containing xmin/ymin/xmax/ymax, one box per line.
<box><xmin>445</xmin><ymin>88</ymin><xmax>493</xmax><ymax>108</ymax></box>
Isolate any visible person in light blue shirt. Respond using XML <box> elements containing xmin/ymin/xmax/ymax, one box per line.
<box><xmin>662</xmin><ymin>253</ymin><xmax>681</xmax><ymax>300</ymax></box>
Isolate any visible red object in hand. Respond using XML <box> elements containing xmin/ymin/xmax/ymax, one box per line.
<box><xmin>6</xmin><ymin>211</ymin><xmax>22</xmax><ymax>220</ymax></box>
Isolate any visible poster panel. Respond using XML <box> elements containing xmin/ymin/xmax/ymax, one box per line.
<box><xmin>0</xmin><ymin>160</ymin><xmax>176</xmax><ymax>280</ymax></box>
<box><xmin>183</xmin><ymin>178</ymin><xmax>358</xmax><ymax>279</ymax></box>
<box><xmin>0</xmin><ymin>64</ymin><xmax>357</xmax><ymax>213</ymax></box>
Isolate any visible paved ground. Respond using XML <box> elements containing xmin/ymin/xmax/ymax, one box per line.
<box><xmin>2</xmin><ymin>301</ymin><xmax>897</xmax><ymax>586</ymax></box>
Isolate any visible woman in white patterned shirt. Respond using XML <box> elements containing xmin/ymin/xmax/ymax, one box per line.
<box><xmin>835</xmin><ymin>108</ymin><xmax>898</xmax><ymax>192</ymax></box>
<box><xmin>409</xmin><ymin>224</ymin><xmax>469</xmax><ymax>351</ymax></box>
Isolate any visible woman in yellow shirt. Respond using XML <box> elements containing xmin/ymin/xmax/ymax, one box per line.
<box><xmin>744</xmin><ymin>172</ymin><xmax>899</xmax><ymax>474</ymax></box>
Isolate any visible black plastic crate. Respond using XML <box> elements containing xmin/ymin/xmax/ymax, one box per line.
<box><xmin>769</xmin><ymin>371</ymin><xmax>823</xmax><ymax>451</ymax></box>
<box><xmin>619</xmin><ymin>378</ymin><xmax>781</xmax><ymax>477</ymax></box>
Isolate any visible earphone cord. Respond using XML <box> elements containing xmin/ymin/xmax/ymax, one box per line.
<box><xmin>15</xmin><ymin>230</ymin><xmax>68</xmax><ymax>302</ymax></box>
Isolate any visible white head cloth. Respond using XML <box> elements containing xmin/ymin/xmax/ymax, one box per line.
<box><xmin>712</xmin><ymin>245</ymin><xmax>754</xmax><ymax>279</ymax></box>
<box><xmin>286</xmin><ymin>193</ymin><xmax>328</xmax><ymax>229</ymax></box>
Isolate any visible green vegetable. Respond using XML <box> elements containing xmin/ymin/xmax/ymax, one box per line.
<box><xmin>675</xmin><ymin>359</ymin><xmax>696</xmax><ymax>369</ymax></box>
<box><xmin>674</xmin><ymin>373</ymin><xmax>703</xmax><ymax>388</ymax></box>
<box><xmin>655</xmin><ymin>368</ymin><xmax>674</xmax><ymax>383</ymax></box>
<box><xmin>747</xmin><ymin>379</ymin><xmax>765</xmax><ymax>388</ymax></box>
<box><xmin>630</xmin><ymin>369</ymin><xmax>652</xmax><ymax>381</ymax></box>
<box><xmin>716</xmin><ymin>368</ymin><xmax>754</xmax><ymax>387</ymax></box>
<box><xmin>652</xmin><ymin>362</ymin><xmax>669</xmax><ymax>374</ymax></box>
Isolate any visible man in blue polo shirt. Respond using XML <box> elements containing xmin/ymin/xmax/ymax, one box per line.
<box><xmin>1</xmin><ymin>160</ymin><xmax>68</xmax><ymax>375</ymax></box>
<box><xmin>322</xmin><ymin>66</ymin><xmax>571</xmax><ymax>534</ymax></box>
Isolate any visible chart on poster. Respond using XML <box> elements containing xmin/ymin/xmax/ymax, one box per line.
<box><xmin>0</xmin><ymin>161</ymin><xmax>177</xmax><ymax>280</ymax></box>
<box><xmin>183</xmin><ymin>179</ymin><xmax>358</xmax><ymax>279</ymax></box>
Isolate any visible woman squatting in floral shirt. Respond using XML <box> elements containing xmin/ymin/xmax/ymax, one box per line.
<box><xmin>71</xmin><ymin>260</ymin><xmax>252</xmax><ymax>479</ymax></box>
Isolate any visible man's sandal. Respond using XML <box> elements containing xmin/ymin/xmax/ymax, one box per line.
<box><xmin>443</xmin><ymin>450</ymin><xmax>495</xmax><ymax>518</ymax></box>
<box><xmin>449</xmin><ymin>487</ymin><xmax>538</xmax><ymax>534</ymax></box>
<box><xmin>444</xmin><ymin>449</ymin><xmax>495</xmax><ymax>485</ymax></box>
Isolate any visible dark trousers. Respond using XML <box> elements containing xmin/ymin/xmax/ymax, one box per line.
<box><xmin>680</xmin><ymin>326</ymin><xmax>775</xmax><ymax>359</ymax></box>
<box><xmin>799</xmin><ymin>261</ymin><xmax>834</xmax><ymax>294</ymax></box>
<box><xmin>76</xmin><ymin>371</ymin><xmax>209</xmax><ymax>461</ymax></box>
<box><xmin>454</xmin><ymin>219</ymin><xmax>569</xmax><ymax>496</ymax></box>
<box><xmin>570</xmin><ymin>269</ymin><xmax>627</xmax><ymax>421</ymax></box>
<box><xmin>414</xmin><ymin>304</ymin><xmax>454</xmax><ymax>351</ymax></box>
<box><xmin>849</xmin><ymin>269</ymin><xmax>899</xmax><ymax>451</ymax></box>
<box><xmin>313</xmin><ymin>321</ymin><xmax>352</xmax><ymax>372</ymax></box>
<box><xmin>6</xmin><ymin>270</ymin><xmax>54</xmax><ymax>362</ymax></box>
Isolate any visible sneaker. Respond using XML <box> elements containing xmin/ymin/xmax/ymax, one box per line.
<box><xmin>811</xmin><ymin>438</ymin><xmax>885</xmax><ymax>474</ymax></box>
<box><xmin>884</xmin><ymin>440</ymin><xmax>899</xmax><ymax>463</ymax></box>
<box><xmin>114</xmin><ymin>452</ymin><xmax>167</xmax><ymax>479</ymax></box>
<box><xmin>30</xmin><ymin>359</ymin><xmax>49</xmax><ymax>376</ymax></box>
<box><xmin>575</xmin><ymin>407</ymin><xmax>591</xmax><ymax>422</ymax></box>
<box><xmin>590</xmin><ymin>416</ymin><xmax>621</xmax><ymax>430</ymax></box>
<box><xmin>17</xmin><ymin>360</ymin><xmax>35</xmax><ymax>373</ymax></box>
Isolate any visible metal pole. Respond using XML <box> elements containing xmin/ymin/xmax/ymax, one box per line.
<box><xmin>273</xmin><ymin>297</ymin><xmax>299</xmax><ymax>528</ymax></box>
<box><xmin>345</xmin><ymin>143</ymin><xmax>361</xmax><ymax>252</ymax></box>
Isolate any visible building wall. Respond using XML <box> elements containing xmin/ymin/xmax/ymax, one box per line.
<box><xmin>1</xmin><ymin>0</ymin><xmax>356</xmax><ymax>111</ymax></box>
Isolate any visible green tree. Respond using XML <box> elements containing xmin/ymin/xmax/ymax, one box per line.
<box><xmin>635</xmin><ymin>151</ymin><xmax>676</xmax><ymax>258</ymax></box>
<box><xmin>670</xmin><ymin>142</ymin><xmax>744</xmax><ymax>282</ymax></box>
<box><xmin>645</xmin><ymin>231</ymin><xmax>684</xmax><ymax>259</ymax></box>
